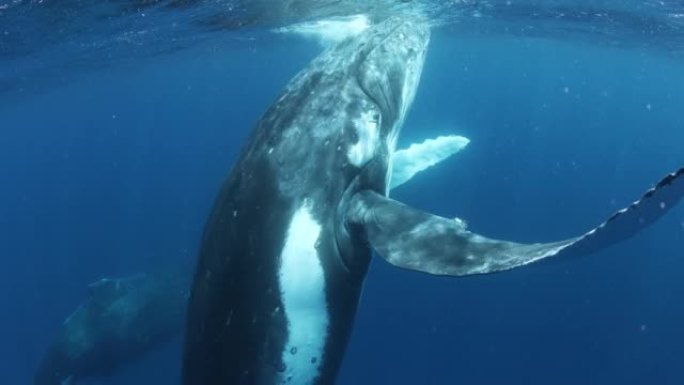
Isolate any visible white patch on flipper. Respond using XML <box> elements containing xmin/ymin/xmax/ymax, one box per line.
<box><xmin>276</xmin><ymin>14</ymin><xmax>371</xmax><ymax>46</ymax></box>
<box><xmin>278</xmin><ymin>203</ymin><xmax>328</xmax><ymax>384</ymax></box>
<box><xmin>390</xmin><ymin>135</ymin><xmax>470</xmax><ymax>189</ymax></box>
<box><xmin>347</xmin><ymin>110</ymin><xmax>380</xmax><ymax>167</ymax></box>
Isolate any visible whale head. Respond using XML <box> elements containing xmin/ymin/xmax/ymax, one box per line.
<box><xmin>243</xmin><ymin>13</ymin><xmax>431</xmax><ymax>194</ymax></box>
<box><xmin>354</xmin><ymin>15</ymin><xmax>430</xmax><ymax>145</ymax></box>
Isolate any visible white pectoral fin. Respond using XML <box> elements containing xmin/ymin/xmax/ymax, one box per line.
<box><xmin>349</xmin><ymin>167</ymin><xmax>684</xmax><ymax>276</ymax></box>
<box><xmin>390</xmin><ymin>135</ymin><xmax>470</xmax><ymax>190</ymax></box>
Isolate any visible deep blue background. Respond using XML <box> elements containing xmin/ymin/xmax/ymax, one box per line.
<box><xmin>1</xmin><ymin>27</ymin><xmax>683</xmax><ymax>384</ymax></box>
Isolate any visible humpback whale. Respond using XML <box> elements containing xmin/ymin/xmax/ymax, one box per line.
<box><xmin>34</xmin><ymin>270</ymin><xmax>189</xmax><ymax>385</ymax></box>
<box><xmin>183</xmin><ymin>15</ymin><xmax>683</xmax><ymax>385</ymax></box>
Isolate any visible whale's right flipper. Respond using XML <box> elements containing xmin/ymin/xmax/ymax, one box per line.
<box><xmin>390</xmin><ymin>135</ymin><xmax>470</xmax><ymax>190</ymax></box>
<box><xmin>348</xmin><ymin>167</ymin><xmax>684</xmax><ymax>276</ymax></box>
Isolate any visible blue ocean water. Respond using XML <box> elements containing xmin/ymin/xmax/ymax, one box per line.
<box><xmin>1</xmin><ymin>1</ymin><xmax>684</xmax><ymax>384</ymax></box>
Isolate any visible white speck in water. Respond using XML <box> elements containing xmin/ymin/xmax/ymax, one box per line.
<box><xmin>646</xmin><ymin>103</ymin><xmax>652</xmax><ymax>111</ymax></box>
<box><xmin>660</xmin><ymin>202</ymin><xmax>666</xmax><ymax>210</ymax></box>
<box><xmin>233</xmin><ymin>210</ymin><xmax>238</xmax><ymax>218</ymax></box>
<box><xmin>563</xmin><ymin>86</ymin><xmax>570</xmax><ymax>94</ymax></box>
<box><xmin>268</xmin><ymin>147</ymin><xmax>274</xmax><ymax>155</ymax></box>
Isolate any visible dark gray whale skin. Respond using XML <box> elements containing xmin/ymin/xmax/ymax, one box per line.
<box><xmin>34</xmin><ymin>270</ymin><xmax>189</xmax><ymax>385</ymax></box>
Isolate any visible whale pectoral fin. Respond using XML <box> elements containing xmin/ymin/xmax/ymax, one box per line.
<box><xmin>390</xmin><ymin>135</ymin><xmax>470</xmax><ymax>190</ymax></box>
<box><xmin>348</xmin><ymin>167</ymin><xmax>683</xmax><ymax>276</ymax></box>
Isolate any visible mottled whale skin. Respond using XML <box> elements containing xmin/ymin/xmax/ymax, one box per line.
<box><xmin>183</xmin><ymin>14</ymin><xmax>684</xmax><ymax>385</ymax></box>
<box><xmin>35</xmin><ymin>270</ymin><xmax>189</xmax><ymax>385</ymax></box>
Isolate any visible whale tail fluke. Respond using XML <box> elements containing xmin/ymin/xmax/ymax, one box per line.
<box><xmin>348</xmin><ymin>167</ymin><xmax>684</xmax><ymax>276</ymax></box>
